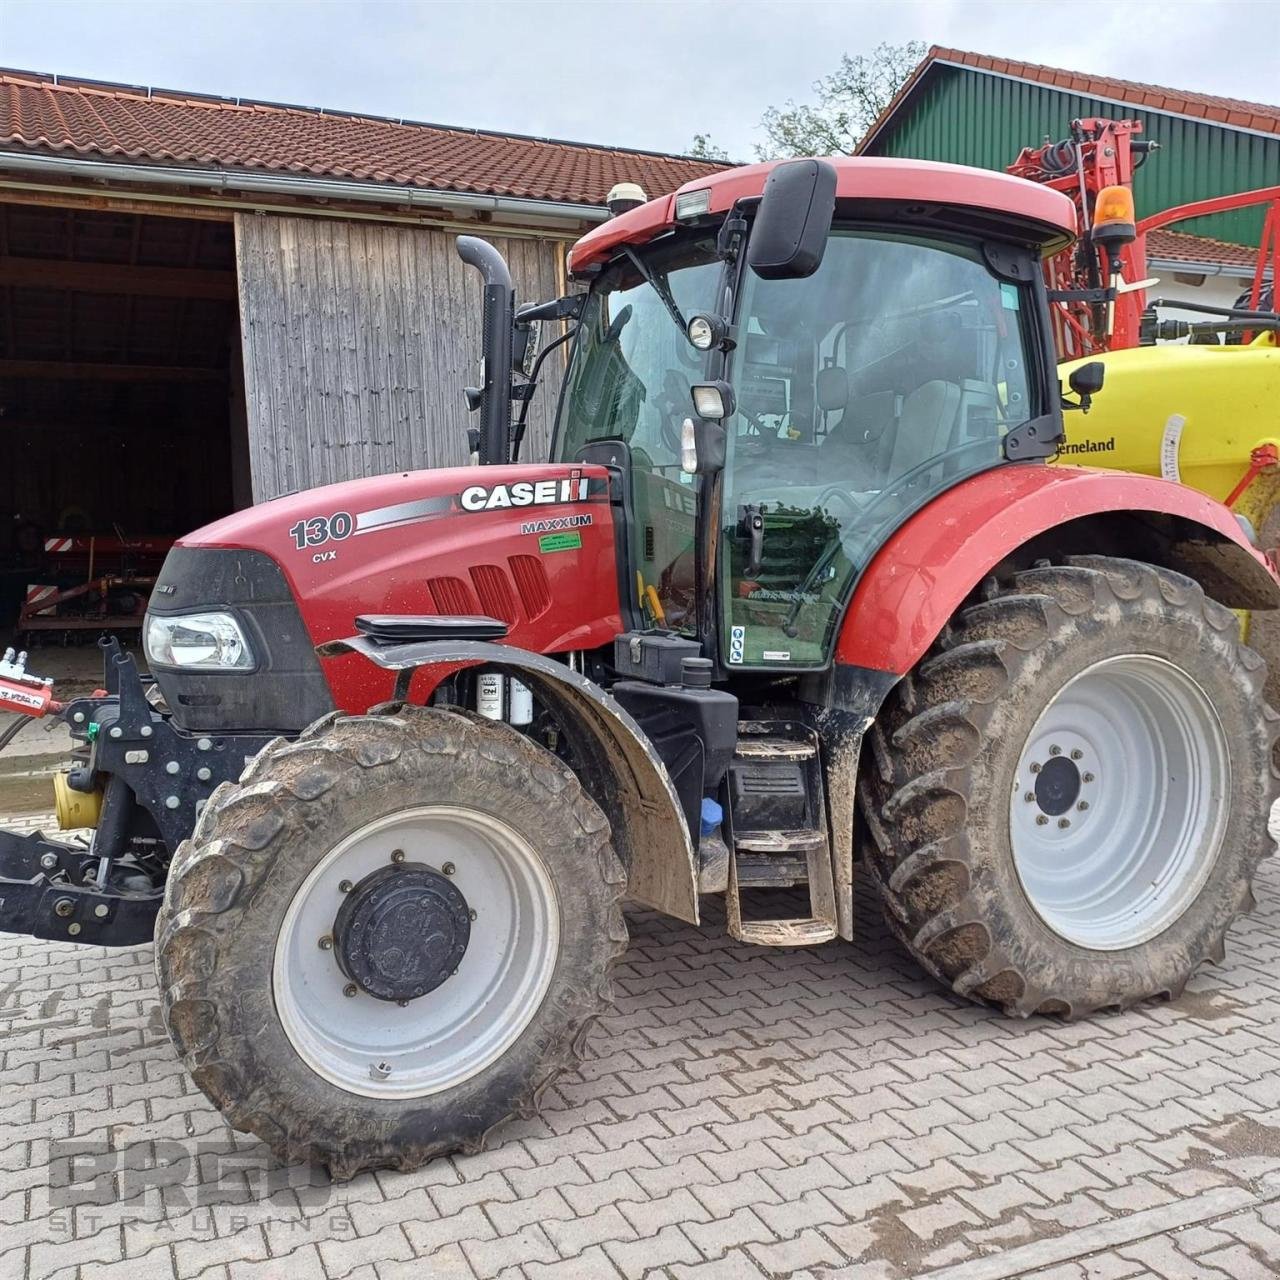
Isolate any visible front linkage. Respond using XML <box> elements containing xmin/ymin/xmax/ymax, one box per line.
<box><xmin>0</xmin><ymin>638</ymin><xmax>274</xmax><ymax>946</ymax></box>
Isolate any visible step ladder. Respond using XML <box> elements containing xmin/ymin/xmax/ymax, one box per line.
<box><xmin>725</xmin><ymin>721</ymin><xmax>837</xmax><ymax>946</ymax></box>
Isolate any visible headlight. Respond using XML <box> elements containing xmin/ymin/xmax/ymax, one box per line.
<box><xmin>144</xmin><ymin>612</ymin><xmax>254</xmax><ymax>670</ymax></box>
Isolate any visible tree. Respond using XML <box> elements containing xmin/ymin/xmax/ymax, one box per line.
<box><xmin>687</xmin><ymin>133</ymin><xmax>730</xmax><ymax>162</ymax></box>
<box><xmin>756</xmin><ymin>41</ymin><xmax>926</xmax><ymax>159</ymax></box>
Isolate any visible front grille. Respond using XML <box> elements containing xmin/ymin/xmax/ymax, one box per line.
<box><xmin>508</xmin><ymin>555</ymin><xmax>551</xmax><ymax>620</ymax></box>
<box><xmin>469</xmin><ymin>564</ymin><xmax>518</xmax><ymax>623</ymax></box>
<box><xmin>428</xmin><ymin>576</ymin><xmax>476</xmax><ymax>614</ymax></box>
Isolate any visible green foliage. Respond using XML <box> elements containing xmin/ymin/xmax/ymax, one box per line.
<box><xmin>756</xmin><ymin>41</ymin><xmax>927</xmax><ymax>160</ymax></box>
<box><xmin>688</xmin><ymin>132</ymin><xmax>731</xmax><ymax>162</ymax></box>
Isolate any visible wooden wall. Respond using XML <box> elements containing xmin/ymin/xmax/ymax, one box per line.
<box><xmin>234</xmin><ymin>214</ymin><xmax>566</xmax><ymax>501</ymax></box>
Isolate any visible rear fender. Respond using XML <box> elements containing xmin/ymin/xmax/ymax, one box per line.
<box><xmin>319</xmin><ymin>636</ymin><xmax>698</xmax><ymax>923</ymax></box>
<box><xmin>836</xmin><ymin>464</ymin><xmax>1280</xmax><ymax>676</ymax></box>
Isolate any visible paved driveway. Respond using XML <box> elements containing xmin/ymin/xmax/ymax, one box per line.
<box><xmin>4</xmin><ymin>807</ymin><xmax>1280</xmax><ymax>1280</ymax></box>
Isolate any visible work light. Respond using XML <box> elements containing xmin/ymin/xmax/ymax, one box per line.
<box><xmin>691</xmin><ymin>381</ymin><xmax>734</xmax><ymax>420</ymax></box>
<box><xmin>145</xmin><ymin>612</ymin><xmax>254</xmax><ymax>670</ymax></box>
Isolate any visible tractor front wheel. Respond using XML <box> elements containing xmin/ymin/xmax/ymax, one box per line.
<box><xmin>156</xmin><ymin>705</ymin><xmax>626</xmax><ymax>1177</ymax></box>
<box><xmin>860</xmin><ymin>555</ymin><xmax>1279</xmax><ymax>1018</ymax></box>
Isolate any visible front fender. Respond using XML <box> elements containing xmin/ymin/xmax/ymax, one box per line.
<box><xmin>836</xmin><ymin>464</ymin><xmax>1280</xmax><ymax>676</ymax></box>
<box><xmin>318</xmin><ymin>636</ymin><xmax>699</xmax><ymax>923</ymax></box>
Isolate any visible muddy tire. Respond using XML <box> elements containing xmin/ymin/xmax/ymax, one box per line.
<box><xmin>156</xmin><ymin>704</ymin><xmax>626</xmax><ymax>1177</ymax></box>
<box><xmin>859</xmin><ymin>555</ymin><xmax>1280</xmax><ymax>1018</ymax></box>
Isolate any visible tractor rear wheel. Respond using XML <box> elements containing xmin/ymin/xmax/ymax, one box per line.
<box><xmin>156</xmin><ymin>704</ymin><xmax>626</xmax><ymax>1177</ymax></box>
<box><xmin>859</xmin><ymin>555</ymin><xmax>1279</xmax><ymax>1018</ymax></box>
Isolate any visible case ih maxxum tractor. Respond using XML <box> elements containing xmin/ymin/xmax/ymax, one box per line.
<box><xmin>3</xmin><ymin>157</ymin><xmax>1279</xmax><ymax>1175</ymax></box>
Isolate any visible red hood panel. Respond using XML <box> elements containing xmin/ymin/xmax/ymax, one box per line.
<box><xmin>181</xmin><ymin>464</ymin><xmax>622</xmax><ymax>712</ymax></box>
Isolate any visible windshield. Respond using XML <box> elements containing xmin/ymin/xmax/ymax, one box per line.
<box><xmin>555</xmin><ymin>234</ymin><xmax>721</xmax><ymax>632</ymax></box>
<box><xmin>722</xmin><ymin>227</ymin><xmax>1039</xmax><ymax>669</ymax></box>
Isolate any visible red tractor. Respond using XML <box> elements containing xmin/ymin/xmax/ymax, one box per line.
<box><xmin>2</xmin><ymin>156</ymin><xmax>1278</xmax><ymax>1176</ymax></box>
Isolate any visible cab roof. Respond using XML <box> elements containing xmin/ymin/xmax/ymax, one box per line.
<box><xmin>568</xmin><ymin>155</ymin><xmax>1078</xmax><ymax>275</ymax></box>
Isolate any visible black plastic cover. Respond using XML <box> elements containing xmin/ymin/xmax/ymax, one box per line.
<box><xmin>357</xmin><ymin>614</ymin><xmax>509</xmax><ymax>642</ymax></box>
<box><xmin>148</xmin><ymin>546</ymin><xmax>334</xmax><ymax>734</ymax></box>
<box><xmin>614</xmin><ymin>630</ymin><xmax>703</xmax><ymax>686</ymax></box>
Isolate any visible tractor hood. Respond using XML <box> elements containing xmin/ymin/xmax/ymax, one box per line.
<box><xmin>153</xmin><ymin>463</ymin><xmax>622</xmax><ymax>722</ymax></box>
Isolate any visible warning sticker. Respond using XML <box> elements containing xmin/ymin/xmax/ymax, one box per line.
<box><xmin>1161</xmin><ymin>414</ymin><xmax>1186</xmax><ymax>484</ymax></box>
<box><xmin>728</xmin><ymin>625</ymin><xmax>745</xmax><ymax>664</ymax></box>
<box><xmin>539</xmin><ymin>531</ymin><xmax>582</xmax><ymax>554</ymax></box>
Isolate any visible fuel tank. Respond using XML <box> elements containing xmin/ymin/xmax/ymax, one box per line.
<box><xmin>166</xmin><ymin>463</ymin><xmax>622</xmax><ymax>716</ymax></box>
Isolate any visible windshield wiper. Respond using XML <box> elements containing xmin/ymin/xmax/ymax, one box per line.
<box><xmin>621</xmin><ymin>244</ymin><xmax>689</xmax><ymax>339</ymax></box>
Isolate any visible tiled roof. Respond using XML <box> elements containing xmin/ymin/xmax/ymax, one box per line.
<box><xmin>1147</xmin><ymin>227</ymin><xmax>1265</xmax><ymax>271</ymax></box>
<box><xmin>859</xmin><ymin>46</ymin><xmax>1280</xmax><ymax>153</ymax></box>
<box><xmin>0</xmin><ymin>67</ymin><xmax>727</xmax><ymax>207</ymax></box>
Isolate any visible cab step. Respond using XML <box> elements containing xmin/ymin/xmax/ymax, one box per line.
<box><xmin>733</xmin><ymin>918</ymin><xmax>837</xmax><ymax>946</ymax></box>
<box><xmin>724</xmin><ymin>720</ymin><xmax>837</xmax><ymax>948</ymax></box>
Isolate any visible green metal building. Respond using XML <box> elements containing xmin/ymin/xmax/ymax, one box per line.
<box><xmin>857</xmin><ymin>47</ymin><xmax>1279</xmax><ymax>252</ymax></box>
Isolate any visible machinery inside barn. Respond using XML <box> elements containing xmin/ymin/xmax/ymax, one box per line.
<box><xmin>0</xmin><ymin>204</ymin><xmax>247</xmax><ymax>634</ymax></box>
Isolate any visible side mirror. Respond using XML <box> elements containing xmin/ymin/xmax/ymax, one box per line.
<box><xmin>1067</xmin><ymin>361</ymin><xmax>1106</xmax><ymax>412</ymax></box>
<box><xmin>1068</xmin><ymin>362</ymin><xmax>1105</xmax><ymax>396</ymax></box>
<box><xmin>746</xmin><ymin>159</ymin><xmax>838</xmax><ymax>281</ymax></box>
<box><xmin>512</xmin><ymin>317</ymin><xmax>542</xmax><ymax>376</ymax></box>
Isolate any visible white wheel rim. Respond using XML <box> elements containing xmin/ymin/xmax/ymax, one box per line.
<box><xmin>273</xmin><ymin>806</ymin><xmax>558</xmax><ymax>1099</ymax></box>
<box><xmin>1009</xmin><ymin>654</ymin><xmax>1230</xmax><ymax>951</ymax></box>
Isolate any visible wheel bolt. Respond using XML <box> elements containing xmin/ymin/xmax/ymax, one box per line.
<box><xmin>1078</xmin><ymin>801</ymin><xmax>1089</xmax><ymax>811</ymax></box>
<box><xmin>469</xmin><ymin>910</ymin><xmax>478</xmax><ymax>921</ymax></box>
<box><xmin>339</xmin><ymin>880</ymin><xmax>353</xmax><ymax>894</ymax></box>
<box><xmin>1049</xmin><ymin>745</ymin><xmax>1062</xmax><ymax>756</ymax></box>
<box><xmin>1036</xmin><ymin>815</ymin><xmax>1049</xmax><ymax>826</ymax></box>
<box><xmin>442</xmin><ymin>862</ymin><xmax>456</xmax><ymax>876</ymax></box>
<box><xmin>391</xmin><ymin>849</ymin><xmax>405</xmax><ymax>864</ymax></box>
<box><xmin>1083</xmin><ymin>772</ymin><xmax>1095</xmax><ymax>783</ymax></box>
<box><xmin>1023</xmin><ymin>791</ymin><xmax>1035</xmax><ymax>803</ymax></box>
<box><xmin>1030</xmin><ymin>762</ymin><xmax>1042</xmax><ymax>774</ymax></box>
<box><xmin>397</xmin><ymin>999</ymin><xmax>409</xmax><ymax>1007</ymax></box>
<box><xmin>343</xmin><ymin>983</ymin><xmax>358</xmax><ymax>998</ymax></box>
<box><xmin>318</xmin><ymin>935</ymin><xmax>333</xmax><ymax>950</ymax></box>
<box><xmin>1070</xmin><ymin>749</ymin><xmax>1083</xmax><ymax>760</ymax></box>
<box><xmin>1058</xmin><ymin>818</ymin><xmax>1071</xmax><ymax>829</ymax></box>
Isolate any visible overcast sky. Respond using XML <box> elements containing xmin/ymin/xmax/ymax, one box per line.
<box><xmin>2</xmin><ymin>0</ymin><xmax>1276</xmax><ymax>161</ymax></box>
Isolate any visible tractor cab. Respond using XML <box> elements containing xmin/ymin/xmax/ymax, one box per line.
<box><xmin>551</xmin><ymin>157</ymin><xmax>1073</xmax><ymax>670</ymax></box>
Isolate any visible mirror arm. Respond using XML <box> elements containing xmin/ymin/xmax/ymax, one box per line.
<box><xmin>510</xmin><ymin>325</ymin><xmax>579</xmax><ymax>462</ymax></box>
<box><xmin>517</xmin><ymin>294</ymin><xmax>587</xmax><ymax>324</ymax></box>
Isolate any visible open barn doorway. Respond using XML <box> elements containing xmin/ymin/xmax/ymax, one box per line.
<box><xmin>0</xmin><ymin>202</ymin><xmax>248</xmax><ymax>640</ymax></box>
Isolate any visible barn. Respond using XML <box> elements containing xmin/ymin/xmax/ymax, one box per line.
<box><xmin>858</xmin><ymin>46</ymin><xmax>1278</xmax><ymax>317</ymax></box>
<box><xmin>0</xmin><ymin>67</ymin><xmax>721</xmax><ymax>629</ymax></box>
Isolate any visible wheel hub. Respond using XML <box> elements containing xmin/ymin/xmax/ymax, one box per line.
<box><xmin>332</xmin><ymin>863</ymin><xmax>471</xmax><ymax>1002</ymax></box>
<box><xmin>1033</xmin><ymin>754</ymin><xmax>1081</xmax><ymax>816</ymax></box>
<box><xmin>1009</xmin><ymin>654</ymin><xmax>1229</xmax><ymax>951</ymax></box>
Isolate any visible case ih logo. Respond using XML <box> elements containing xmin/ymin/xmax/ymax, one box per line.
<box><xmin>459</xmin><ymin>472</ymin><xmax>588</xmax><ymax>513</ymax></box>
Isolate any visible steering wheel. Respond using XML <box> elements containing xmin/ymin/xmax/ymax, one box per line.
<box><xmin>813</xmin><ymin>485</ymin><xmax>868</xmax><ymax>518</ymax></box>
<box><xmin>779</xmin><ymin>438</ymin><xmax>998</xmax><ymax>636</ymax></box>
<box><xmin>843</xmin><ymin>438</ymin><xmax>998</xmax><ymax>532</ymax></box>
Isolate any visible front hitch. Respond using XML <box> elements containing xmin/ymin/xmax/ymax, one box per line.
<box><xmin>0</xmin><ymin>637</ymin><xmax>276</xmax><ymax>946</ymax></box>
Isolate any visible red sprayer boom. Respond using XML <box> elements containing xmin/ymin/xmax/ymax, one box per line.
<box><xmin>1009</xmin><ymin>117</ymin><xmax>1280</xmax><ymax>355</ymax></box>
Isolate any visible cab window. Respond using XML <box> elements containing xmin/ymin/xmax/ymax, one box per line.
<box><xmin>722</xmin><ymin>228</ymin><xmax>1038</xmax><ymax>668</ymax></box>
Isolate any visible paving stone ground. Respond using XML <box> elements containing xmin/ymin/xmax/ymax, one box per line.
<box><xmin>5</xmin><ymin>805</ymin><xmax>1280</xmax><ymax>1280</ymax></box>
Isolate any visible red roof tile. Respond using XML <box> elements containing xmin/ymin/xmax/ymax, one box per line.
<box><xmin>0</xmin><ymin>68</ymin><xmax>727</xmax><ymax>207</ymax></box>
<box><xmin>859</xmin><ymin>46</ymin><xmax>1280</xmax><ymax>154</ymax></box>
<box><xmin>1146</xmin><ymin>228</ymin><xmax>1266</xmax><ymax>271</ymax></box>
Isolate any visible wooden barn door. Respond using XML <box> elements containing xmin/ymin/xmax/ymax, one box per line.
<box><xmin>234</xmin><ymin>213</ymin><xmax>564</xmax><ymax>502</ymax></box>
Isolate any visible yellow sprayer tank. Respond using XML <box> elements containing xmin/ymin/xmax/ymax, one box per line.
<box><xmin>1057</xmin><ymin>333</ymin><xmax>1280</xmax><ymax>541</ymax></box>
